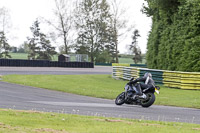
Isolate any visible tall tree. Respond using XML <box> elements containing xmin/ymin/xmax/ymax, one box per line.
<box><xmin>27</xmin><ymin>20</ymin><xmax>56</xmax><ymax>60</ymax></box>
<box><xmin>0</xmin><ymin>7</ymin><xmax>12</xmax><ymax>33</ymax></box>
<box><xmin>129</xmin><ymin>29</ymin><xmax>142</xmax><ymax>64</ymax></box>
<box><xmin>27</xmin><ymin>20</ymin><xmax>40</xmax><ymax>60</ymax></box>
<box><xmin>0</xmin><ymin>31</ymin><xmax>11</xmax><ymax>59</ymax></box>
<box><xmin>109</xmin><ymin>0</ymin><xmax>133</xmax><ymax>63</ymax></box>
<box><xmin>37</xmin><ymin>32</ymin><xmax>57</xmax><ymax>60</ymax></box>
<box><xmin>45</xmin><ymin>0</ymin><xmax>74</xmax><ymax>54</ymax></box>
<box><xmin>75</xmin><ymin>0</ymin><xmax>113</xmax><ymax>63</ymax></box>
<box><xmin>0</xmin><ymin>7</ymin><xmax>12</xmax><ymax>58</ymax></box>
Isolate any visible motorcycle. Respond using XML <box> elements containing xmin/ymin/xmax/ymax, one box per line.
<box><xmin>115</xmin><ymin>78</ymin><xmax>160</xmax><ymax>108</ymax></box>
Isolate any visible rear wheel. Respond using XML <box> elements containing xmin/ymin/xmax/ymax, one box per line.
<box><xmin>141</xmin><ymin>93</ymin><xmax>155</xmax><ymax>108</ymax></box>
<box><xmin>115</xmin><ymin>92</ymin><xmax>125</xmax><ymax>105</ymax></box>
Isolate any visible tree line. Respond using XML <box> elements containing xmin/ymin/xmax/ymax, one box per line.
<box><xmin>143</xmin><ymin>0</ymin><xmax>200</xmax><ymax>72</ymax></box>
<box><xmin>0</xmin><ymin>0</ymin><xmax>142</xmax><ymax>63</ymax></box>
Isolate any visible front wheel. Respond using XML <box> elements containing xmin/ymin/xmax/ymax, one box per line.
<box><xmin>115</xmin><ymin>92</ymin><xmax>125</xmax><ymax>105</ymax></box>
<box><xmin>141</xmin><ymin>93</ymin><xmax>155</xmax><ymax>108</ymax></box>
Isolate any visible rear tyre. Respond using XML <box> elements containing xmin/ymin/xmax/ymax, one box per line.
<box><xmin>141</xmin><ymin>93</ymin><xmax>155</xmax><ymax>108</ymax></box>
<box><xmin>115</xmin><ymin>92</ymin><xmax>125</xmax><ymax>105</ymax></box>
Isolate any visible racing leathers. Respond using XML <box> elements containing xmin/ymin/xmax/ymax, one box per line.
<box><xmin>128</xmin><ymin>73</ymin><xmax>155</xmax><ymax>96</ymax></box>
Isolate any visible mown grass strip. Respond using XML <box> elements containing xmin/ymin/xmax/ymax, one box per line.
<box><xmin>0</xmin><ymin>109</ymin><xmax>200</xmax><ymax>133</ymax></box>
<box><xmin>2</xmin><ymin>75</ymin><xmax>200</xmax><ymax>109</ymax></box>
<box><xmin>9</xmin><ymin>53</ymin><xmax>144</xmax><ymax>63</ymax></box>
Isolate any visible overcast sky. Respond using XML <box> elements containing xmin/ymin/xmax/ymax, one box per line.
<box><xmin>0</xmin><ymin>0</ymin><xmax>151</xmax><ymax>54</ymax></box>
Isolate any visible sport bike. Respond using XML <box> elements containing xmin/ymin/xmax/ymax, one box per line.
<box><xmin>115</xmin><ymin>78</ymin><xmax>160</xmax><ymax>108</ymax></box>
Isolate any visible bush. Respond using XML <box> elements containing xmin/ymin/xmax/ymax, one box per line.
<box><xmin>145</xmin><ymin>0</ymin><xmax>200</xmax><ymax>72</ymax></box>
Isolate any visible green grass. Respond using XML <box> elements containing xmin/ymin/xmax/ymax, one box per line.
<box><xmin>2</xmin><ymin>75</ymin><xmax>124</xmax><ymax>99</ymax></box>
<box><xmin>9</xmin><ymin>53</ymin><xmax>58</xmax><ymax>61</ymax></box>
<box><xmin>9</xmin><ymin>53</ymin><xmax>146</xmax><ymax>64</ymax></box>
<box><xmin>9</xmin><ymin>53</ymin><xmax>28</xmax><ymax>59</ymax></box>
<box><xmin>156</xmin><ymin>86</ymin><xmax>200</xmax><ymax>109</ymax></box>
<box><xmin>0</xmin><ymin>109</ymin><xmax>200</xmax><ymax>133</ymax></box>
<box><xmin>118</xmin><ymin>58</ymin><xmax>134</xmax><ymax>63</ymax></box>
<box><xmin>2</xmin><ymin>75</ymin><xmax>200</xmax><ymax>109</ymax></box>
<box><xmin>119</xmin><ymin>54</ymin><xmax>146</xmax><ymax>64</ymax></box>
<box><xmin>119</xmin><ymin>57</ymin><xmax>146</xmax><ymax>64</ymax></box>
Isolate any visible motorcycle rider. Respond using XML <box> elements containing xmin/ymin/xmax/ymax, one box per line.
<box><xmin>128</xmin><ymin>72</ymin><xmax>155</xmax><ymax>99</ymax></box>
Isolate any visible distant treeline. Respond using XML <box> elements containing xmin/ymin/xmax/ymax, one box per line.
<box><xmin>144</xmin><ymin>0</ymin><xmax>200</xmax><ymax>72</ymax></box>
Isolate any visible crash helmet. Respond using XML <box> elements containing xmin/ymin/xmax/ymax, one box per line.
<box><xmin>143</xmin><ymin>72</ymin><xmax>152</xmax><ymax>78</ymax></box>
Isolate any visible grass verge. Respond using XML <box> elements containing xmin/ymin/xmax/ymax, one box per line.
<box><xmin>9</xmin><ymin>53</ymin><xmax>58</xmax><ymax>61</ymax></box>
<box><xmin>0</xmin><ymin>109</ymin><xmax>200</xmax><ymax>133</ymax></box>
<box><xmin>2</xmin><ymin>75</ymin><xmax>200</xmax><ymax>109</ymax></box>
<box><xmin>9</xmin><ymin>53</ymin><xmax>145</xmax><ymax>63</ymax></box>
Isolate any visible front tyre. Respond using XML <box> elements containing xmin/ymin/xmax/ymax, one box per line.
<box><xmin>115</xmin><ymin>92</ymin><xmax>125</xmax><ymax>105</ymax></box>
<box><xmin>141</xmin><ymin>93</ymin><xmax>155</xmax><ymax>108</ymax></box>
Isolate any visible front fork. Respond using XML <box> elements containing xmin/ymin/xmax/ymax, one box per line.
<box><xmin>124</xmin><ymin>91</ymin><xmax>128</xmax><ymax>100</ymax></box>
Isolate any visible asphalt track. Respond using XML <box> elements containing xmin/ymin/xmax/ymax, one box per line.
<box><xmin>0</xmin><ymin>66</ymin><xmax>112</xmax><ymax>75</ymax></box>
<box><xmin>0</xmin><ymin>66</ymin><xmax>199</xmax><ymax>124</ymax></box>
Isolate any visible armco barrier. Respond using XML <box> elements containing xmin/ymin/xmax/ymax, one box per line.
<box><xmin>0</xmin><ymin>59</ymin><xmax>94</xmax><ymax>68</ymax></box>
<box><xmin>112</xmin><ymin>63</ymin><xmax>130</xmax><ymax>67</ymax></box>
<box><xmin>112</xmin><ymin>66</ymin><xmax>200</xmax><ymax>90</ymax></box>
<box><xmin>130</xmin><ymin>64</ymin><xmax>147</xmax><ymax>68</ymax></box>
<box><xmin>163</xmin><ymin>71</ymin><xmax>200</xmax><ymax>90</ymax></box>
<box><xmin>112</xmin><ymin>66</ymin><xmax>163</xmax><ymax>84</ymax></box>
<box><xmin>112</xmin><ymin>63</ymin><xmax>147</xmax><ymax>68</ymax></box>
<box><xmin>95</xmin><ymin>63</ymin><xmax>112</xmax><ymax>66</ymax></box>
<box><xmin>95</xmin><ymin>63</ymin><xmax>147</xmax><ymax>67</ymax></box>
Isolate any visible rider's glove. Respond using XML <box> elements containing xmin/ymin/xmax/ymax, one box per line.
<box><xmin>127</xmin><ymin>82</ymin><xmax>131</xmax><ymax>85</ymax></box>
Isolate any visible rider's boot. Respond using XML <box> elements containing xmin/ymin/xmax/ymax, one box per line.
<box><xmin>138</xmin><ymin>93</ymin><xmax>147</xmax><ymax>99</ymax></box>
<box><xmin>133</xmin><ymin>93</ymin><xmax>146</xmax><ymax>99</ymax></box>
